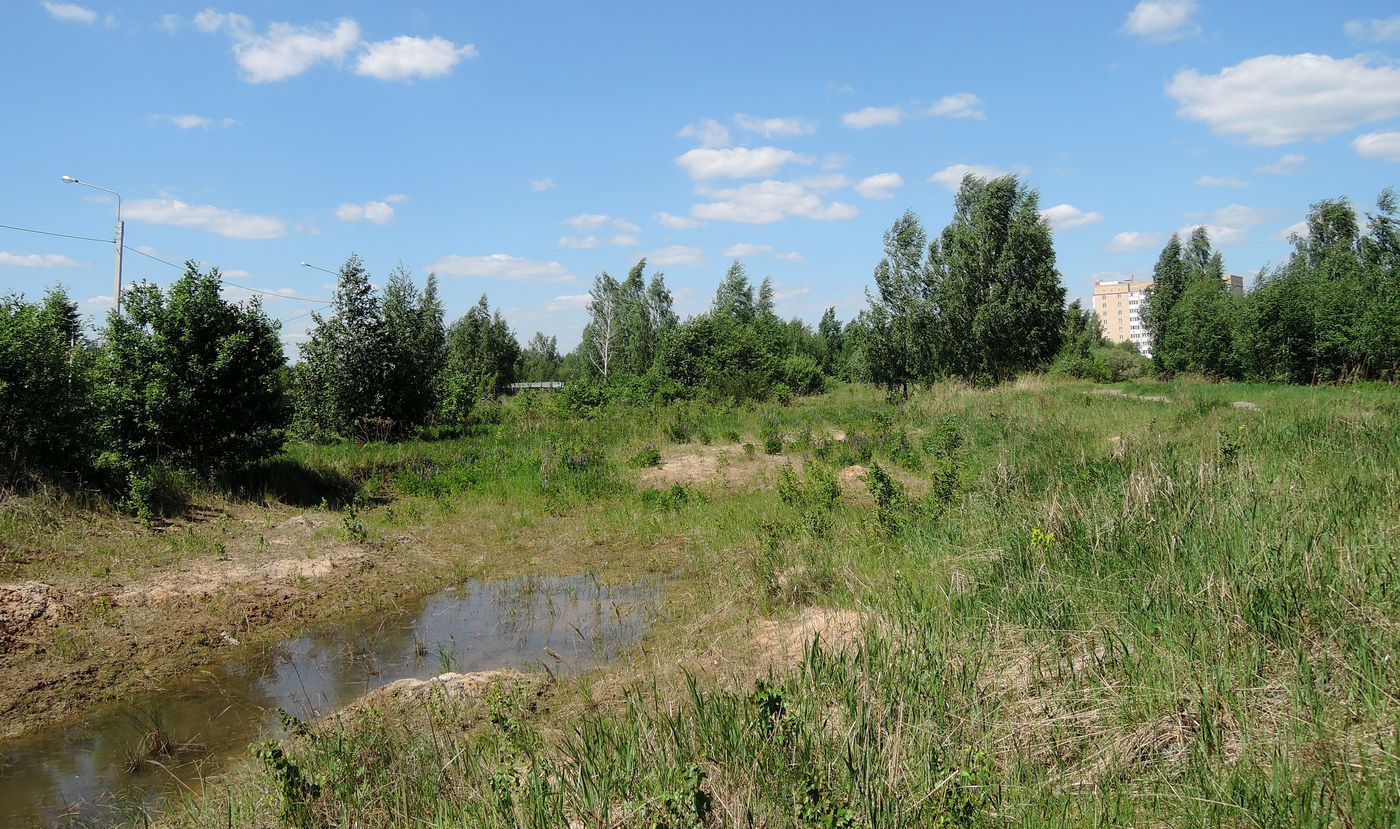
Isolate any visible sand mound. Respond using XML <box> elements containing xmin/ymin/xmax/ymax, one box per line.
<box><xmin>752</xmin><ymin>607</ymin><xmax>865</xmax><ymax>669</ymax></box>
<box><xmin>351</xmin><ymin>669</ymin><xmax>529</xmax><ymax>711</ymax></box>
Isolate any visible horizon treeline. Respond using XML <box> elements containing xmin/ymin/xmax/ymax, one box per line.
<box><xmin>2</xmin><ymin>175</ymin><xmax>1395</xmax><ymax>510</ymax></box>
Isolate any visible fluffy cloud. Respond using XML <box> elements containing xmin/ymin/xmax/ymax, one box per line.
<box><xmin>675</xmin><ymin>146</ymin><xmax>810</xmax><ymax>180</ymax></box>
<box><xmin>1271</xmin><ymin>221</ymin><xmax>1310</xmax><ymax>242</ymax></box>
<box><xmin>1257</xmin><ymin>153</ymin><xmax>1306</xmax><ymax>174</ymax></box>
<box><xmin>354</xmin><ymin>35</ymin><xmax>477</xmax><ymax>81</ymax></box>
<box><xmin>1179</xmin><ymin>204</ymin><xmax>1272</xmax><ymax>247</ymax></box>
<box><xmin>841</xmin><ymin>106</ymin><xmax>903</xmax><ymax>128</ymax></box>
<box><xmin>1107</xmin><ymin>231</ymin><xmax>1162</xmax><ymax>253</ymax></box>
<box><xmin>564</xmin><ymin>214</ymin><xmax>637</xmax><ymax>234</ymax></box>
<box><xmin>1040</xmin><ymin>204</ymin><xmax>1104</xmax><ymax>230</ymax></box>
<box><xmin>610</xmin><ymin>234</ymin><xmax>640</xmax><ymax>247</ymax></box>
<box><xmin>1195</xmin><ymin>175</ymin><xmax>1249</xmax><ymax>187</ymax></box>
<box><xmin>1353</xmin><ymin>130</ymin><xmax>1400</xmax><ymax>162</ymax></box>
<box><xmin>653</xmin><ymin>212</ymin><xmax>701</xmax><ymax>230</ymax></box>
<box><xmin>427</xmin><ymin>253</ymin><xmax>574</xmax><ymax>282</ymax></box>
<box><xmin>195</xmin><ymin>10</ymin><xmax>473</xmax><ymax>83</ymax></box>
<box><xmin>149</xmin><ymin>113</ymin><xmax>238</xmax><ymax>130</ymax></box>
<box><xmin>776</xmin><ymin>250</ymin><xmax>804</xmax><ymax>263</ymax></box>
<box><xmin>0</xmin><ymin>251</ymin><xmax>85</xmax><ymax>268</ymax></box>
<box><xmin>41</xmin><ymin>2</ymin><xmax>96</xmax><ymax>24</ymax></box>
<box><xmin>1123</xmin><ymin>0</ymin><xmax>1198</xmax><ymax>41</ymax></box>
<box><xmin>196</xmin><ymin>10</ymin><xmax>361</xmax><ymax>83</ymax></box>
<box><xmin>1344</xmin><ymin>16</ymin><xmax>1400</xmax><ymax>42</ymax></box>
<box><xmin>677</xmin><ymin>118</ymin><xmax>730</xmax><ymax>148</ymax></box>
<box><xmin>733</xmin><ymin>114</ymin><xmax>817</xmax><ymax>138</ymax></box>
<box><xmin>1167</xmin><ymin>54</ymin><xmax>1400</xmax><ymax>145</ymax></box>
<box><xmin>646</xmin><ymin>245</ymin><xmax>705</xmax><ymax>266</ymax></box>
<box><xmin>530</xmin><ymin>178</ymin><xmax>555</xmax><ymax>192</ymax></box>
<box><xmin>557</xmin><ymin>235</ymin><xmax>597</xmax><ymax>249</ymax></box>
<box><xmin>929</xmin><ymin>93</ymin><xmax>986</xmax><ymax>120</ymax></box>
<box><xmin>722</xmin><ymin>243</ymin><xmax>773</xmax><ymax>257</ymax></box>
<box><xmin>545</xmin><ymin>293</ymin><xmax>591</xmax><ymax>312</ymax></box>
<box><xmin>336</xmin><ymin>196</ymin><xmax>403</xmax><ymax>224</ymax></box>
<box><xmin>854</xmin><ymin>172</ymin><xmax>903</xmax><ymax>200</ymax></box>
<box><xmin>125</xmin><ymin>198</ymin><xmax>286</xmax><ymax>239</ymax></box>
<box><xmin>691</xmin><ymin>180</ymin><xmax>859</xmax><ymax>224</ymax></box>
<box><xmin>927</xmin><ymin>163</ymin><xmax>1026</xmax><ymax>191</ymax></box>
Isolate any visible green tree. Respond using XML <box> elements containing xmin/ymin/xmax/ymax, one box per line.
<box><xmin>867</xmin><ymin>209</ymin><xmax>930</xmax><ymax>396</ymax></box>
<box><xmin>442</xmin><ymin>295</ymin><xmax>520</xmax><ymax>419</ymax></box>
<box><xmin>382</xmin><ymin>266</ymin><xmax>446</xmax><ymax>432</ymax></box>
<box><xmin>520</xmin><ymin>332</ymin><xmax>561</xmax><ymax>381</ymax></box>
<box><xmin>927</xmin><ymin>174</ymin><xmax>1066</xmax><ymax>383</ymax></box>
<box><xmin>816</xmin><ymin>307</ymin><xmax>844</xmax><ymax>375</ymax></box>
<box><xmin>713</xmin><ymin>261</ymin><xmax>756</xmax><ymax>324</ymax></box>
<box><xmin>0</xmin><ymin>287</ymin><xmax>93</xmax><ymax>480</ymax></box>
<box><xmin>294</xmin><ymin>254</ymin><xmax>390</xmax><ymax>440</ymax></box>
<box><xmin>96</xmin><ymin>263</ymin><xmax>288</xmax><ymax>476</ymax></box>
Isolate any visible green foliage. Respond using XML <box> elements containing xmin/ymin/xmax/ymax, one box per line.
<box><xmin>763</xmin><ymin>430</ymin><xmax>785</xmax><ymax>455</ymax></box>
<box><xmin>777</xmin><ymin>464</ymin><xmax>842</xmax><ymax>538</ymax></box>
<box><xmin>0</xmin><ymin>287</ymin><xmax>93</xmax><ymax>482</ymax></box>
<box><xmin>96</xmin><ymin>264</ymin><xmax>289</xmax><ymax>484</ymax></box>
<box><xmin>253</xmin><ymin>741</ymin><xmax>320</xmax><ymax>828</ymax></box>
<box><xmin>442</xmin><ymin>294</ymin><xmax>520</xmax><ymax>421</ymax></box>
<box><xmin>866</xmin><ymin>461</ymin><xmax>915</xmax><ymax>534</ymax></box>
<box><xmin>630</xmin><ymin>445</ymin><xmax>663</xmax><ymax>468</ymax></box>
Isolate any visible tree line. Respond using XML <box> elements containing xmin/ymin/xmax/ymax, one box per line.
<box><xmin>1142</xmin><ymin>190</ymin><xmax>1399</xmax><ymax>382</ymax></box>
<box><xmin>3</xmin><ymin>175</ymin><xmax>1394</xmax><ymax>509</ymax></box>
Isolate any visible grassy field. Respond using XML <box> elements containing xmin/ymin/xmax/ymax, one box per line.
<box><xmin>6</xmin><ymin>378</ymin><xmax>1398</xmax><ymax>827</ymax></box>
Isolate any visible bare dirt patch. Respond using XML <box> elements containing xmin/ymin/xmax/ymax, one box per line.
<box><xmin>347</xmin><ymin>669</ymin><xmax>530</xmax><ymax>713</ymax></box>
<box><xmin>751</xmin><ymin>606</ymin><xmax>865</xmax><ymax>670</ymax></box>
<box><xmin>113</xmin><ymin>547</ymin><xmax>369</xmax><ymax>607</ymax></box>
<box><xmin>638</xmin><ymin>444</ymin><xmax>799</xmax><ymax>489</ymax></box>
<box><xmin>1092</xmin><ymin>389</ymin><xmax>1171</xmax><ymax>403</ymax></box>
<box><xmin>0</xmin><ymin>582</ymin><xmax>71</xmax><ymax>647</ymax></box>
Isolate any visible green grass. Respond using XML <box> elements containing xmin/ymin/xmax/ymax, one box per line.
<box><xmin>19</xmin><ymin>378</ymin><xmax>1400</xmax><ymax>827</ymax></box>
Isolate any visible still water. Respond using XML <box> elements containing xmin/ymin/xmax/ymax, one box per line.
<box><xmin>0</xmin><ymin>575</ymin><xmax>654</xmax><ymax>827</ymax></box>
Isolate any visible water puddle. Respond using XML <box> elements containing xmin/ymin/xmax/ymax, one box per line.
<box><xmin>0</xmin><ymin>575</ymin><xmax>654</xmax><ymax>826</ymax></box>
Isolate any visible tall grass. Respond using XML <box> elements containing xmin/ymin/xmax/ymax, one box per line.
<box><xmin>108</xmin><ymin>379</ymin><xmax>1400</xmax><ymax>826</ymax></box>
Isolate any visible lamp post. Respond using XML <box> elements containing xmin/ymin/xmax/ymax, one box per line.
<box><xmin>299</xmin><ymin>260</ymin><xmax>338</xmax><ymax>276</ymax></box>
<box><xmin>61</xmin><ymin>176</ymin><xmax>124</xmax><ymax>314</ymax></box>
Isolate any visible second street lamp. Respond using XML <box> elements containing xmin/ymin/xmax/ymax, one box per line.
<box><xmin>61</xmin><ymin>175</ymin><xmax>125</xmax><ymax>314</ymax></box>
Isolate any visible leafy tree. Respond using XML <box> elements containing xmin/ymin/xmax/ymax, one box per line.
<box><xmin>1169</xmin><ymin>277</ymin><xmax>1242</xmax><ymax>379</ymax></box>
<box><xmin>382</xmin><ymin>266</ymin><xmax>446</xmax><ymax>431</ymax></box>
<box><xmin>1140</xmin><ymin>234</ymin><xmax>1188</xmax><ymax>369</ymax></box>
<box><xmin>926</xmin><ymin>174</ymin><xmax>1066</xmax><ymax>383</ymax></box>
<box><xmin>816</xmin><ymin>307</ymin><xmax>844</xmax><ymax>374</ymax></box>
<box><xmin>520</xmin><ymin>332</ymin><xmax>562</xmax><ymax>381</ymax></box>
<box><xmin>442</xmin><ymin>295</ymin><xmax>519</xmax><ymax>419</ymax></box>
<box><xmin>582</xmin><ymin>272</ymin><xmax>621</xmax><ymax>379</ymax></box>
<box><xmin>0</xmin><ymin>287</ymin><xmax>93</xmax><ymax>480</ymax></box>
<box><xmin>713</xmin><ymin>261</ymin><xmax>756</xmax><ymax>324</ymax></box>
<box><xmin>867</xmin><ymin>210</ymin><xmax>930</xmax><ymax>396</ymax></box>
<box><xmin>96</xmin><ymin>263</ymin><xmax>288</xmax><ymax>476</ymax></box>
<box><xmin>294</xmin><ymin>254</ymin><xmax>390</xmax><ymax>440</ymax></box>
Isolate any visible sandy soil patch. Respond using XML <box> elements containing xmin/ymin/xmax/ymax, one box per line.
<box><xmin>112</xmin><ymin>548</ymin><xmax>370</xmax><ymax>606</ymax></box>
<box><xmin>346</xmin><ymin>669</ymin><xmax>530</xmax><ymax>713</ymax></box>
<box><xmin>0</xmin><ymin>582</ymin><xmax>71</xmax><ymax>646</ymax></box>
<box><xmin>752</xmin><ymin>606</ymin><xmax>865</xmax><ymax>669</ymax></box>
<box><xmin>638</xmin><ymin>444</ymin><xmax>798</xmax><ymax>488</ymax></box>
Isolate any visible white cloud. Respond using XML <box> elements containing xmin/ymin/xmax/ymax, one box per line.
<box><xmin>1176</xmin><ymin>206</ymin><xmax>1271</xmax><ymax>248</ymax></box>
<box><xmin>733</xmin><ymin>114</ymin><xmax>817</xmax><ymax>138</ymax></box>
<box><xmin>530</xmin><ymin>178</ymin><xmax>555</xmax><ymax>192</ymax></box>
<box><xmin>545</xmin><ymin>293</ymin><xmax>591</xmax><ymax>312</ymax></box>
<box><xmin>1195</xmin><ymin>175</ymin><xmax>1249</xmax><ymax>187</ymax></box>
<box><xmin>1107</xmin><ymin>231</ymin><xmax>1162</xmax><ymax>253</ymax></box>
<box><xmin>612</xmin><ymin>218</ymin><xmax>640</xmax><ymax>234</ymax></box>
<box><xmin>654</xmin><ymin>212</ymin><xmax>701</xmax><ymax>230</ymax></box>
<box><xmin>427</xmin><ymin>253</ymin><xmax>575</xmax><ymax>282</ymax></box>
<box><xmin>1353</xmin><ymin>130</ymin><xmax>1400</xmax><ymax>162</ymax></box>
<box><xmin>854</xmin><ymin>172</ymin><xmax>903</xmax><ymax>200</ymax></box>
<box><xmin>150</xmin><ymin>113</ymin><xmax>238</xmax><ymax>130</ymax></box>
<box><xmin>1123</xmin><ymin>0</ymin><xmax>1198</xmax><ymax>41</ymax></box>
<box><xmin>722</xmin><ymin>243</ymin><xmax>773</xmax><ymax>257</ymax></box>
<box><xmin>354</xmin><ymin>35</ymin><xmax>476</xmax><ymax>81</ymax></box>
<box><xmin>776</xmin><ymin>251</ymin><xmax>804</xmax><ymax>263</ymax></box>
<box><xmin>125</xmin><ymin>198</ymin><xmax>286</xmax><ymax>239</ymax></box>
<box><xmin>841</xmin><ymin>105</ymin><xmax>903</xmax><ymax>128</ymax></box>
<box><xmin>564</xmin><ymin>214</ymin><xmax>637</xmax><ymax>234</ymax></box>
<box><xmin>336</xmin><ymin>198</ymin><xmax>399</xmax><ymax>224</ymax></box>
<box><xmin>1040</xmin><ymin>204</ymin><xmax>1104</xmax><ymax>230</ymax></box>
<box><xmin>647</xmin><ymin>245</ymin><xmax>705</xmax><ymax>266</ymax></box>
<box><xmin>157</xmin><ymin>13</ymin><xmax>181</xmax><ymax>32</ymax></box>
<box><xmin>928</xmin><ymin>163</ymin><xmax>1027</xmax><ymax>191</ymax></box>
<box><xmin>677</xmin><ymin>118</ymin><xmax>730</xmax><ymax>148</ymax></box>
<box><xmin>820</xmin><ymin>153</ymin><xmax>848</xmax><ymax>170</ymax></box>
<box><xmin>196</xmin><ymin>10</ymin><xmax>362</xmax><ymax>83</ymax></box>
<box><xmin>929</xmin><ymin>93</ymin><xmax>985</xmax><ymax>120</ymax></box>
<box><xmin>1257</xmin><ymin>153</ymin><xmax>1306</xmax><ymax>174</ymax></box>
<box><xmin>691</xmin><ymin>180</ymin><xmax>859</xmax><ymax>224</ymax></box>
<box><xmin>675</xmin><ymin>146</ymin><xmax>810</xmax><ymax>180</ymax></box>
<box><xmin>0</xmin><ymin>251</ymin><xmax>86</xmax><ymax>268</ymax></box>
<box><xmin>609</xmin><ymin>234</ymin><xmax>640</xmax><ymax>247</ymax></box>
<box><xmin>1345</xmin><ymin>16</ymin><xmax>1400</xmax><ymax>43</ymax></box>
<box><xmin>557</xmin><ymin>235</ymin><xmax>598</xmax><ymax>249</ymax></box>
<box><xmin>1167</xmin><ymin>54</ymin><xmax>1400</xmax><ymax>146</ymax></box>
<box><xmin>41</xmin><ymin>1</ymin><xmax>96</xmax><ymax>24</ymax></box>
<box><xmin>1271</xmin><ymin>221</ymin><xmax>1310</xmax><ymax>242</ymax></box>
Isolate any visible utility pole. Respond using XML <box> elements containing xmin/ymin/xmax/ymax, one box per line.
<box><xmin>61</xmin><ymin>176</ymin><xmax>124</xmax><ymax>314</ymax></box>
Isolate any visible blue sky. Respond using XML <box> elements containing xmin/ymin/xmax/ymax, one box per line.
<box><xmin>3</xmin><ymin>1</ymin><xmax>1399</xmax><ymax>351</ymax></box>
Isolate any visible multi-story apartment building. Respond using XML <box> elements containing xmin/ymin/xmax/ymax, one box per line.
<box><xmin>1092</xmin><ymin>274</ymin><xmax>1244</xmax><ymax>357</ymax></box>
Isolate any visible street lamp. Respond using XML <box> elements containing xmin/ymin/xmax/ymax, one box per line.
<box><xmin>300</xmin><ymin>261</ymin><xmax>338</xmax><ymax>276</ymax></box>
<box><xmin>61</xmin><ymin>175</ymin><xmax>124</xmax><ymax>314</ymax></box>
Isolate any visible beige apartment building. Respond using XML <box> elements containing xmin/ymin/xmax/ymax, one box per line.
<box><xmin>1092</xmin><ymin>274</ymin><xmax>1244</xmax><ymax>356</ymax></box>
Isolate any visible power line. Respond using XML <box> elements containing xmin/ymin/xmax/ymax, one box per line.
<box><xmin>0</xmin><ymin>222</ymin><xmax>113</xmax><ymax>245</ymax></box>
<box><xmin>4</xmin><ymin>218</ymin><xmax>332</xmax><ymax>310</ymax></box>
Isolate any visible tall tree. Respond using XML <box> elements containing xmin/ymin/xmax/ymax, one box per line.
<box><xmin>294</xmin><ymin>253</ymin><xmax>389</xmax><ymax>439</ymax></box>
<box><xmin>713</xmin><ymin>261</ymin><xmax>756</xmax><ymax>323</ymax></box>
<box><xmin>382</xmin><ymin>265</ymin><xmax>446</xmax><ymax>432</ymax></box>
<box><xmin>927</xmin><ymin>174</ymin><xmax>1065</xmax><ymax>383</ymax></box>
<box><xmin>520</xmin><ymin>332</ymin><xmax>561</xmax><ymax>381</ymax></box>
<box><xmin>583</xmin><ymin>272</ymin><xmax>621</xmax><ymax>380</ymax></box>
<box><xmin>867</xmin><ymin>209</ymin><xmax>929</xmax><ymax>396</ymax></box>
<box><xmin>0</xmin><ymin>287</ymin><xmax>93</xmax><ymax>480</ymax></box>
<box><xmin>1140</xmin><ymin>234</ymin><xmax>1188</xmax><ymax>370</ymax></box>
<box><xmin>443</xmin><ymin>295</ymin><xmax>520</xmax><ymax>419</ymax></box>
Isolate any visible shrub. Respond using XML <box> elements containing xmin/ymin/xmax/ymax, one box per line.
<box><xmin>630</xmin><ymin>446</ymin><xmax>663</xmax><ymax>468</ymax></box>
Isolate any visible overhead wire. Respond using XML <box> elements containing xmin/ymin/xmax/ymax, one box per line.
<box><xmin>2</xmin><ymin>220</ymin><xmax>334</xmax><ymax>313</ymax></box>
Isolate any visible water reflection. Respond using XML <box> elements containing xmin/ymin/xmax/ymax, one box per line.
<box><xmin>0</xmin><ymin>575</ymin><xmax>653</xmax><ymax>827</ymax></box>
